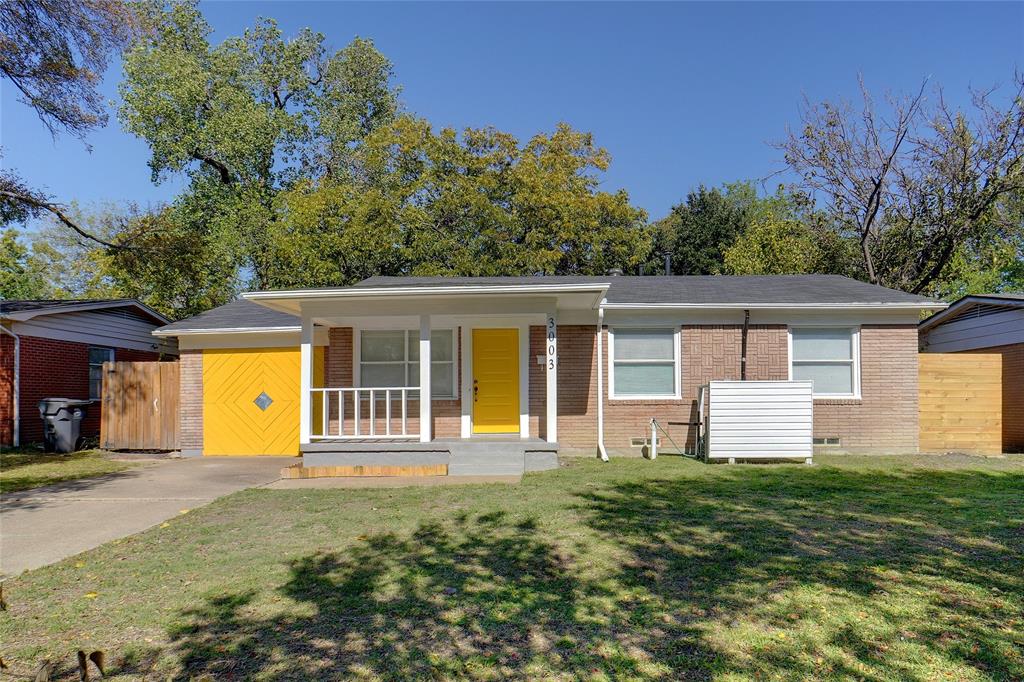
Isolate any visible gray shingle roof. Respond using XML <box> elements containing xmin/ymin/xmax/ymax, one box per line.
<box><xmin>155</xmin><ymin>298</ymin><xmax>299</xmax><ymax>334</ymax></box>
<box><xmin>158</xmin><ymin>275</ymin><xmax>938</xmax><ymax>335</ymax></box>
<box><xmin>1</xmin><ymin>298</ymin><xmax>169</xmax><ymax>324</ymax></box>
<box><xmin>0</xmin><ymin>298</ymin><xmax>137</xmax><ymax>314</ymax></box>
<box><xmin>357</xmin><ymin>275</ymin><xmax>935</xmax><ymax>305</ymax></box>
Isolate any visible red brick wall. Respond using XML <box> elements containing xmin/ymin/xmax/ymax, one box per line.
<box><xmin>547</xmin><ymin>324</ymin><xmax>788</xmax><ymax>454</ymax></box>
<box><xmin>548</xmin><ymin>323</ymin><xmax>917</xmax><ymax>456</ymax></box>
<box><xmin>0</xmin><ymin>333</ymin><xmax>14</xmax><ymax>445</ymax></box>
<box><xmin>13</xmin><ymin>336</ymin><xmax>160</xmax><ymax>444</ymax></box>
<box><xmin>967</xmin><ymin>343</ymin><xmax>1024</xmax><ymax>453</ymax></box>
<box><xmin>812</xmin><ymin>325</ymin><xmax>919</xmax><ymax>453</ymax></box>
<box><xmin>320</xmin><ymin>321</ymin><xmax>920</xmax><ymax>455</ymax></box>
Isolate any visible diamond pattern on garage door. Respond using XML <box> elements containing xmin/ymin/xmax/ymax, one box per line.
<box><xmin>202</xmin><ymin>348</ymin><xmax>301</xmax><ymax>456</ymax></box>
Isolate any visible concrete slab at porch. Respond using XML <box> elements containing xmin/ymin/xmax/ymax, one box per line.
<box><xmin>291</xmin><ymin>437</ymin><xmax>559</xmax><ymax>478</ymax></box>
<box><xmin>266</xmin><ymin>474</ymin><xmax>522</xmax><ymax>489</ymax></box>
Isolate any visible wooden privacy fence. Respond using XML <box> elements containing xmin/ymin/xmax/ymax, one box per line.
<box><xmin>100</xmin><ymin>361</ymin><xmax>180</xmax><ymax>450</ymax></box>
<box><xmin>919</xmin><ymin>353</ymin><xmax>1002</xmax><ymax>455</ymax></box>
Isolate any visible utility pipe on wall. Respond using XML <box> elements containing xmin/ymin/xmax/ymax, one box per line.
<box><xmin>595</xmin><ymin>303</ymin><xmax>609</xmax><ymax>462</ymax></box>
<box><xmin>740</xmin><ymin>308</ymin><xmax>750</xmax><ymax>381</ymax></box>
<box><xmin>1</xmin><ymin>324</ymin><xmax>20</xmax><ymax>447</ymax></box>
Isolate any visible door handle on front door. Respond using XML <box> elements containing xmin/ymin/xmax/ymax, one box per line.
<box><xmin>473</xmin><ymin>380</ymin><xmax>479</xmax><ymax>402</ymax></box>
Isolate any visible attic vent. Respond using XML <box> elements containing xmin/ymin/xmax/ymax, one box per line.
<box><xmin>957</xmin><ymin>303</ymin><xmax>1016</xmax><ymax>321</ymax></box>
<box><xmin>813</xmin><ymin>437</ymin><xmax>841</xmax><ymax>446</ymax></box>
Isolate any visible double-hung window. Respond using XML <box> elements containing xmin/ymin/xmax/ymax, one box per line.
<box><xmin>359</xmin><ymin>329</ymin><xmax>456</xmax><ymax>398</ymax></box>
<box><xmin>609</xmin><ymin>328</ymin><xmax>679</xmax><ymax>399</ymax></box>
<box><xmin>789</xmin><ymin>327</ymin><xmax>860</xmax><ymax>398</ymax></box>
<box><xmin>88</xmin><ymin>347</ymin><xmax>114</xmax><ymax>400</ymax></box>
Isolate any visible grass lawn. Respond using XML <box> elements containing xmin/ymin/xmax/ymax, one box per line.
<box><xmin>0</xmin><ymin>454</ymin><xmax>1022</xmax><ymax>680</ymax></box>
<box><xmin>0</xmin><ymin>449</ymin><xmax>134</xmax><ymax>494</ymax></box>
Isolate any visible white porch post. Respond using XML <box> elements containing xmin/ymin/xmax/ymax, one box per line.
<box><xmin>419</xmin><ymin>314</ymin><xmax>432</xmax><ymax>442</ymax></box>
<box><xmin>299</xmin><ymin>313</ymin><xmax>313</xmax><ymax>446</ymax></box>
<box><xmin>545</xmin><ymin>310</ymin><xmax>558</xmax><ymax>443</ymax></box>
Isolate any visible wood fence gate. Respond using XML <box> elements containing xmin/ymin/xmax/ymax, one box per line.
<box><xmin>100</xmin><ymin>361</ymin><xmax>180</xmax><ymax>450</ymax></box>
<box><xmin>919</xmin><ymin>353</ymin><xmax>1002</xmax><ymax>455</ymax></box>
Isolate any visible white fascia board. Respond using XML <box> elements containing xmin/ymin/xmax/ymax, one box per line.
<box><xmin>152</xmin><ymin>325</ymin><xmax>300</xmax><ymax>337</ymax></box>
<box><xmin>243</xmin><ymin>283</ymin><xmax>610</xmax><ymax>299</ymax></box>
<box><xmin>600</xmin><ymin>302</ymin><xmax>945</xmax><ymax>311</ymax></box>
<box><xmin>242</xmin><ymin>283</ymin><xmax>611</xmax><ymax>315</ymax></box>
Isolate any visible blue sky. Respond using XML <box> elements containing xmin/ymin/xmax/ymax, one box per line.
<box><xmin>1</xmin><ymin>1</ymin><xmax>1021</xmax><ymax>223</ymax></box>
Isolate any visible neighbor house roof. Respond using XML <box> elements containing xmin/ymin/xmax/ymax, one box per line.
<box><xmin>919</xmin><ymin>292</ymin><xmax>1024</xmax><ymax>332</ymax></box>
<box><xmin>156</xmin><ymin>275</ymin><xmax>943</xmax><ymax>336</ymax></box>
<box><xmin>1</xmin><ymin>298</ymin><xmax>170</xmax><ymax>325</ymax></box>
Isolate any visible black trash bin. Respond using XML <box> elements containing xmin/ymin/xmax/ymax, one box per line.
<box><xmin>38</xmin><ymin>398</ymin><xmax>93</xmax><ymax>453</ymax></box>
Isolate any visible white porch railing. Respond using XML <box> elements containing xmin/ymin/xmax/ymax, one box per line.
<box><xmin>310</xmin><ymin>387</ymin><xmax>420</xmax><ymax>439</ymax></box>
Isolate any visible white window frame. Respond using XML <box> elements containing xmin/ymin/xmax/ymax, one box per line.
<box><xmin>88</xmin><ymin>346</ymin><xmax>114</xmax><ymax>400</ymax></box>
<box><xmin>355</xmin><ymin>328</ymin><xmax>457</xmax><ymax>399</ymax></box>
<box><xmin>608</xmin><ymin>327</ymin><xmax>681</xmax><ymax>400</ymax></box>
<box><xmin>787</xmin><ymin>325</ymin><xmax>861</xmax><ymax>399</ymax></box>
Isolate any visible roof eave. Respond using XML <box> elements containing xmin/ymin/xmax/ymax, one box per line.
<box><xmin>919</xmin><ymin>294</ymin><xmax>1024</xmax><ymax>331</ymax></box>
<box><xmin>152</xmin><ymin>325</ymin><xmax>300</xmax><ymax>338</ymax></box>
<box><xmin>2</xmin><ymin>300</ymin><xmax>171</xmax><ymax>325</ymax></box>
<box><xmin>243</xmin><ymin>283</ymin><xmax>611</xmax><ymax>300</ymax></box>
<box><xmin>601</xmin><ymin>302</ymin><xmax>945</xmax><ymax>311</ymax></box>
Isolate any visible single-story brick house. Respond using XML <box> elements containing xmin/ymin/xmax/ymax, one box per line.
<box><xmin>154</xmin><ymin>275</ymin><xmax>943</xmax><ymax>473</ymax></box>
<box><xmin>1</xmin><ymin>299</ymin><xmax>178</xmax><ymax>447</ymax></box>
<box><xmin>919</xmin><ymin>293</ymin><xmax>1024</xmax><ymax>453</ymax></box>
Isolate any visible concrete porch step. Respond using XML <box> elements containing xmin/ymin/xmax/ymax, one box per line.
<box><xmin>297</xmin><ymin>438</ymin><xmax>559</xmax><ymax>477</ymax></box>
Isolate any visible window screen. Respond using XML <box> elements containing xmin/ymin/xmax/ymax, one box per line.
<box><xmin>790</xmin><ymin>327</ymin><xmax>857</xmax><ymax>396</ymax></box>
<box><xmin>612</xmin><ymin>328</ymin><xmax>677</xmax><ymax>397</ymax></box>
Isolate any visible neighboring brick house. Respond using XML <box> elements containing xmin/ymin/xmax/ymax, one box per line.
<box><xmin>919</xmin><ymin>293</ymin><xmax>1024</xmax><ymax>453</ymax></box>
<box><xmin>154</xmin><ymin>275</ymin><xmax>942</xmax><ymax>473</ymax></box>
<box><xmin>1</xmin><ymin>300</ymin><xmax>178</xmax><ymax>446</ymax></box>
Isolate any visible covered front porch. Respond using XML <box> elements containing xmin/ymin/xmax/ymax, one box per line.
<box><xmin>243</xmin><ymin>280</ymin><xmax>609</xmax><ymax>476</ymax></box>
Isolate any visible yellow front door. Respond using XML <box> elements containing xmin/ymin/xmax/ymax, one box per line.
<box><xmin>203</xmin><ymin>347</ymin><xmax>321</xmax><ymax>456</ymax></box>
<box><xmin>472</xmin><ymin>328</ymin><xmax>520</xmax><ymax>434</ymax></box>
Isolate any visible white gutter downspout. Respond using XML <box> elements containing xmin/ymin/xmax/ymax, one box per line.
<box><xmin>596</xmin><ymin>302</ymin><xmax>608</xmax><ymax>462</ymax></box>
<box><xmin>1</xmin><ymin>324</ymin><xmax>20</xmax><ymax>447</ymax></box>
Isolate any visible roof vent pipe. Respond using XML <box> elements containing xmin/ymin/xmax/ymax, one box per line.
<box><xmin>606</xmin><ymin>268</ymin><xmax>623</xmax><ymax>276</ymax></box>
<box><xmin>664</xmin><ymin>253</ymin><xmax>671</xmax><ymax>275</ymax></box>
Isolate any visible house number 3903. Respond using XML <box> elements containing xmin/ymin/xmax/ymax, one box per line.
<box><xmin>547</xmin><ymin>316</ymin><xmax>556</xmax><ymax>369</ymax></box>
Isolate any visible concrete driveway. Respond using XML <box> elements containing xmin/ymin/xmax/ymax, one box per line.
<box><xmin>0</xmin><ymin>457</ymin><xmax>291</xmax><ymax>577</ymax></box>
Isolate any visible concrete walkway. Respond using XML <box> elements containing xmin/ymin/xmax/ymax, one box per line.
<box><xmin>0</xmin><ymin>457</ymin><xmax>290</xmax><ymax>577</ymax></box>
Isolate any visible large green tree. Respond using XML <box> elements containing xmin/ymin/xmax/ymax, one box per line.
<box><xmin>268</xmin><ymin>118</ymin><xmax>651</xmax><ymax>287</ymax></box>
<box><xmin>118</xmin><ymin>0</ymin><xmax>400</xmax><ymax>291</ymax></box>
<box><xmin>722</xmin><ymin>187</ymin><xmax>858</xmax><ymax>276</ymax></box>
<box><xmin>0</xmin><ymin>229</ymin><xmax>50</xmax><ymax>300</ymax></box>
<box><xmin>647</xmin><ymin>182</ymin><xmax>757</xmax><ymax>275</ymax></box>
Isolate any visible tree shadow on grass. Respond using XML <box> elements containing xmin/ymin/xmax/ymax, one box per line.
<box><xmin>168</xmin><ymin>511</ymin><xmax>711</xmax><ymax>680</ymax></box>
<box><xmin>576</xmin><ymin>466</ymin><xmax>1024</xmax><ymax>680</ymax></box>
<box><xmin>166</xmin><ymin>465</ymin><xmax>1023</xmax><ymax>680</ymax></box>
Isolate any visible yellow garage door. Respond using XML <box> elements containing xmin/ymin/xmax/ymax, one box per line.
<box><xmin>203</xmin><ymin>347</ymin><xmax>322</xmax><ymax>456</ymax></box>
